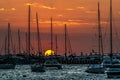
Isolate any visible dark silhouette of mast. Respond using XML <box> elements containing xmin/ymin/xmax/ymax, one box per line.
<box><xmin>26</xmin><ymin>32</ymin><xmax>28</xmax><ymax>53</ymax></box>
<box><xmin>7</xmin><ymin>23</ymin><xmax>10</xmax><ymax>54</ymax></box>
<box><xmin>28</xmin><ymin>5</ymin><xmax>31</xmax><ymax>55</ymax></box>
<box><xmin>5</xmin><ymin>35</ymin><xmax>7</xmax><ymax>54</ymax></box>
<box><xmin>36</xmin><ymin>12</ymin><xmax>42</xmax><ymax>56</ymax></box>
<box><xmin>55</xmin><ymin>34</ymin><xmax>58</xmax><ymax>55</ymax></box>
<box><xmin>18</xmin><ymin>29</ymin><xmax>21</xmax><ymax>54</ymax></box>
<box><xmin>64</xmin><ymin>24</ymin><xmax>67</xmax><ymax>57</ymax></box>
<box><xmin>98</xmin><ymin>2</ymin><xmax>104</xmax><ymax>56</ymax></box>
<box><xmin>64</xmin><ymin>24</ymin><xmax>72</xmax><ymax>56</ymax></box>
<box><xmin>9</xmin><ymin>27</ymin><xmax>14</xmax><ymax>54</ymax></box>
<box><xmin>51</xmin><ymin>17</ymin><xmax>53</xmax><ymax>52</ymax></box>
<box><xmin>110</xmin><ymin>0</ymin><xmax>113</xmax><ymax>59</ymax></box>
<box><xmin>98</xmin><ymin>2</ymin><xmax>101</xmax><ymax>54</ymax></box>
<box><xmin>67</xmin><ymin>30</ymin><xmax>73</xmax><ymax>55</ymax></box>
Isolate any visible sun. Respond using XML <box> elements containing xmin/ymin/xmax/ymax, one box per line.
<box><xmin>44</xmin><ymin>50</ymin><xmax>54</xmax><ymax>56</ymax></box>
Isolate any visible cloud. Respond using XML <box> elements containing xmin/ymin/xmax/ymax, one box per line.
<box><xmin>0</xmin><ymin>8</ymin><xmax>16</xmax><ymax>11</ymax></box>
<box><xmin>77</xmin><ymin>7</ymin><xmax>85</xmax><ymax>9</ymax></box>
<box><xmin>32</xmin><ymin>19</ymin><xmax>96</xmax><ymax>26</ymax></box>
<box><xmin>25</xmin><ymin>3</ymin><xmax>56</xmax><ymax>10</ymax></box>
<box><xmin>41</xmin><ymin>5</ymin><xmax>56</xmax><ymax>10</ymax></box>
<box><xmin>0</xmin><ymin>8</ymin><xmax>5</xmax><ymax>11</ymax></box>
<box><xmin>67</xmin><ymin>19</ymin><xmax>89</xmax><ymax>25</ymax></box>
<box><xmin>66</xmin><ymin>8</ymin><xmax>74</xmax><ymax>11</ymax></box>
<box><xmin>57</xmin><ymin>14</ymin><xmax>63</xmax><ymax>17</ymax></box>
<box><xmin>118</xmin><ymin>11</ymin><xmax>120</xmax><ymax>15</ymax></box>
<box><xmin>11</xmin><ymin>8</ymin><xmax>16</xmax><ymax>11</ymax></box>
<box><xmin>85</xmin><ymin>11</ymin><xmax>96</xmax><ymax>14</ymax></box>
<box><xmin>101</xmin><ymin>21</ymin><xmax>109</xmax><ymax>25</ymax></box>
<box><xmin>68</xmin><ymin>19</ymin><xmax>83</xmax><ymax>22</ymax></box>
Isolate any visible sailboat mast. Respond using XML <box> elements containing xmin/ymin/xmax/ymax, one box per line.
<box><xmin>26</xmin><ymin>32</ymin><xmax>28</xmax><ymax>53</ymax></box>
<box><xmin>36</xmin><ymin>12</ymin><xmax>40</xmax><ymax>53</ymax></box>
<box><xmin>28</xmin><ymin>5</ymin><xmax>31</xmax><ymax>55</ymax></box>
<box><xmin>98</xmin><ymin>2</ymin><xmax>101</xmax><ymax>54</ymax></box>
<box><xmin>67</xmin><ymin>30</ymin><xmax>73</xmax><ymax>55</ymax></box>
<box><xmin>36</xmin><ymin>12</ymin><xmax>42</xmax><ymax>55</ymax></box>
<box><xmin>110</xmin><ymin>0</ymin><xmax>113</xmax><ymax>58</ymax></box>
<box><xmin>55</xmin><ymin>34</ymin><xmax>58</xmax><ymax>55</ymax></box>
<box><xmin>18</xmin><ymin>29</ymin><xmax>21</xmax><ymax>54</ymax></box>
<box><xmin>5</xmin><ymin>35</ymin><xmax>7</xmax><ymax>54</ymax></box>
<box><xmin>64</xmin><ymin>24</ymin><xmax>67</xmax><ymax>57</ymax></box>
<box><xmin>8</xmin><ymin>23</ymin><xmax>10</xmax><ymax>54</ymax></box>
<box><xmin>51</xmin><ymin>17</ymin><xmax>53</xmax><ymax>51</ymax></box>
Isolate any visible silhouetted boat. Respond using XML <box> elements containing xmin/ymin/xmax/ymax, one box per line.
<box><xmin>44</xmin><ymin>59</ymin><xmax>62</xmax><ymax>69</ymax></box>
<box><xmin>101</xmin><ymin>56</ymin><xmax>111</xmax><ymax>68</ymax></box>
<box><xmin>0</xmin><ymin>23</ymin><xmax>15</xmax><ymax>69</ymax></box>
<box><xmin>85</xmin><ymin>2</ymin><xmax>104</xmax><ymax>74</ymax></box>
<box><xmin>85</xmin><ymin>64</ymin><xmax>104</xmax><ymax>74</ymax></box>
<box><xmin>28</xmin><ymin>6</ymin><xmax>45</xmax><ymax>71</ymax></box>
<box><xmin>105</xmin><ymin>59</ymin><xmax>120</xmax><ymax>78</ymax></box>
<box><xmin>0</xmin><ymin>55</ymin><xmax>15</xmax><ymax>69</ymax></box>
<box><xmin>105</xmin><ymin>0</ymin><xmax>120</xmax><ymax>78</ymax></box>
<box><xmin>43</xmin><ymin>18</ymin><xmax>62</xmax><ymax>69</ymax></box>
<box><xmin>31</xmin><ymin>63</ymin><xmax>45</xmax><ymax>72</ymax></box>
<box><xmin>0</xmin><ymin>63</ymin><xmax>15</xmax><ymax>69</ymax></box>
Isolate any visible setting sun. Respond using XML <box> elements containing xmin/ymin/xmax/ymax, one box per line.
<box><xmin>44</xmin><ymin>50</ymin><xmax>54</xmax><ymax>56</ymax></box>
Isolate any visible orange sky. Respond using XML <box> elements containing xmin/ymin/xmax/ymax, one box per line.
<box><xmin>0</xmin><ymin>0</ymin><xmax>120</xmax><ymax>55</ymax></box>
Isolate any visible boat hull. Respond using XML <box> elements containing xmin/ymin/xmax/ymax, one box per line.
<box><xmin>31</xmin><ymin>64</ymin><xmax>45</xmax><ymax>72</ymax></box>
<box><xmin>44</xmin><ymin>64</ymin><xmax>62</xmax><ymax>69</ymax></box>
<box><xmin>85</xmin><ymin>68</ymin><xmax>104</xmax><ymax>74</ymax></box>
<box><xmin>85</xmin><ymin>65</ymin><xmax>104</xmax><ymax>74</ymax></box>
<box><xmin>0</xmin><ymin>64</ymin><xmax>15</xmax><ymax>69</ymax></box>
<box><xmin>106</xmin><ymin>71</ymin><xmax>120</xmax><ymax>78</ymax></box>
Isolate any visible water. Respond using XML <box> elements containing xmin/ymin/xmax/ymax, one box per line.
<box><xmin>0</xmin><ymin>64</ymin><xmax>119</xmax><ymax>80</ymax></box>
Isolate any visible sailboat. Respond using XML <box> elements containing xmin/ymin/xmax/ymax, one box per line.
<box><xmin>28</xmin><ymin>5</ymin><xmax>45</xmax><ymax>72</ymax></box>
<box><xmin>43</xmin><ymin>18</ymin><xmax>62</xmax><ymax>69</ymax></box>
<box><xmin>105</xmin><ymin>0</ymin><xmax>120</xmax><ymax>78</ymax></box>
<box><xmin>0</xmin><ymin>23</ymin><xmax>15</xmax><ymax>69</ymax></box>
<box><xmin>85</xmin><ymin>1</ymin><xmax>105</xmax><ymax>74</ymax></box>
<box><xmin>64</xmin><ymin>24</ymin><xmax>74</xmax><ymax>63</ymax></box>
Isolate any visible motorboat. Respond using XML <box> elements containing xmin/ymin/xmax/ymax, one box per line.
<box><xmin>0</xmin><ymin>56</ymin><xmax>15</xmax><ymax>69</ymax></box>
<box><xmin>31</xmin><ymin>63</ymin><xmax>45</xmax><ymax>72</ymax></box>
<box><xmin>101</xmin><ymin>60</ymin><xmax>112</xmax><ymax>68</ymax></box>
<box><xmin>105</xmin><ymin>59</ymin><xmax>120</xmax><ymax>78</ymax></box>
<box><xmin>44</xmin><ymin>59</ymin><xmax>62</xmax><ymax>69</ymax></box>
<box><xmin>85</xmin><ymin>64</ymin><xmax>104</xmax><ymax>74</ymax></box>
<box><xmin>0</xmin><ymin>64</ymin><xmax>15</xmax><ymax>69</ymax></box>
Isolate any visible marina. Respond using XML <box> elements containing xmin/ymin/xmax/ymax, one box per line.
<box><xmin>0</xmin><ymin>0</ymin><xmax>120</xmax><ymax>79</ymax></box>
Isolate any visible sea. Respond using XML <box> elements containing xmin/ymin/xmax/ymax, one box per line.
<box><xmin>0</xmin><ymin>64</ymin><xmax>119</xmax><ymax>80</ymax></box>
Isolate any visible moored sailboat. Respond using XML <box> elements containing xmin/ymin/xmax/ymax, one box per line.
<box><xmin>0</xmin><ymin>23</ymin><xmax>15</xmax><ymax>69</ymax></box>
<box><xmin>105</xmin><ymin>0</ymin><xmax>120</xmax><ymax>78</ymax></box>
<box><xmin>85</xmin><ymin>1</ymin><xmax>104</xmax><ymax>74</ymax></box>
<box><xmin>28</xmin><ymin>5</ymin><xmax>45</xmax><ymax>72</ymax></box>
<box><xmin>44</xmin><ymin>17</ymin><xmax>62</xmax><ymax>69</ymax></box>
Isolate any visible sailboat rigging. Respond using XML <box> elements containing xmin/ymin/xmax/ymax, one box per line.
<box><xmin>98</xmin><ymin>2</ymin><xmax>103</xmax><ymax>56</ymax></box>
<box><xmin>109</xmin><ymin>0</ymin><xmax>113</xmax><ymax>60</ymax></box>
<box><xmin>28</xmin><ymin>5</ymin><xmax>31</xmax><ymax>56</ymax></box>
<box><xmin>36</xmin><ymin>12</ymin><xmax>42</xmax><ymax>56</ymax></box>
<box><xmin>18</xmin><ymin>29</ymin><xmax>21</xmax><ymax>54</ymax></box>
